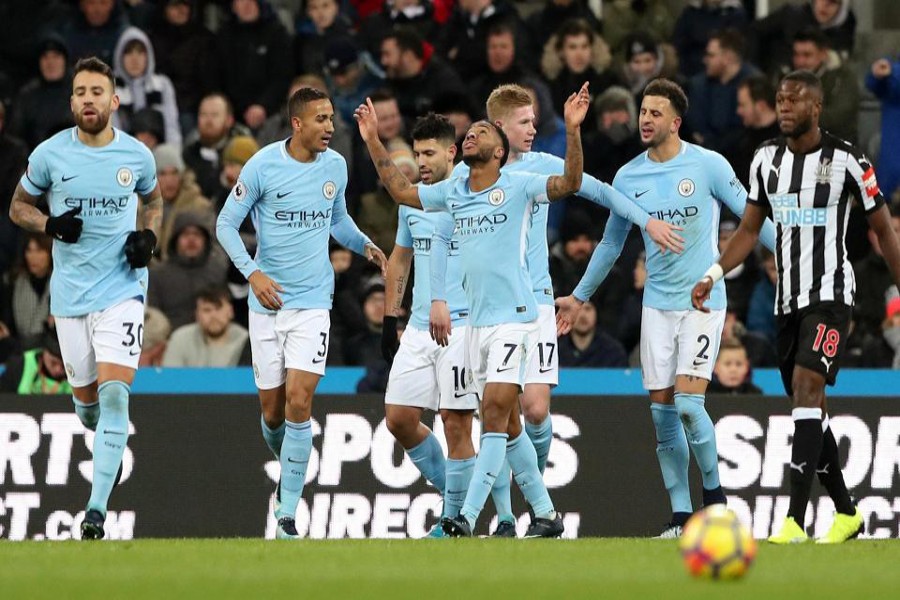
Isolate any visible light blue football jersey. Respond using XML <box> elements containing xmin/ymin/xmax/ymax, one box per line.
<box><xmin>453</xmin><ymin>152</ymin><xmax>652</xmax><ymax>306</ymax></box>
<box><xmin>574</xmin><ymin>141</ymin><xmax>776</xmax><ymax>311</ymax></box>
<box><xmin>420</xmin><ymin>171</ymin><xmax>550</xmax><ymax>327</ymax></box>
<box><xmin>20</xmin><ymin>128</ymin><xmax>157</xmax><ymax>317</ymax></box>
<box><xmin>216</xmin><ymin>142</ymin><xmax>371</xmax><ymax>314</ymax></box>
<box><xmin>395</xmin><ymin>206</ymin><xmax>469</xmax><ymax>330</ymax></box>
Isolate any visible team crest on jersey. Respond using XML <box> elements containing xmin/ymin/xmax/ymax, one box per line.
<box><xmin>815</xmin><ymin>158</ymin><xmax>832</xmax><ymax>184</ymax></box>
<box><xmin>116</xmin><ymin>167</ymin><xmax>133</xmax><ymax>187</ymax></box>
<box><xmin>677</xmin><ymin>178</ymin><xmax>695</xmax><ymax>197</ymax></box>
<box><xmin>65</xmin><ymin>363</ymin><xmax>74</xmax><ymax>379</ymax></box>
<box><xmin>323</xmin><ymin>181</ymin><xmax>337</xmax><ymax>200</ymax></box>
<box><xmin>488</xmin><ymin>188</ymin><xmax>505</xmax><ymax>206</ymax></box>
<box><xmin>234</xmin><ymin>180</ymin><xmax>246</xmax><ymax>201</ymax></box>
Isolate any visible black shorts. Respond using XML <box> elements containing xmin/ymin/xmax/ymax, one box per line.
<box><xmin>776</xmin><ymin>301</ymin><xmax>852</xmax><ymax>396</ymax></box>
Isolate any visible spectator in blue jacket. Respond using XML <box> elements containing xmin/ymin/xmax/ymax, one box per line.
<box><xmin>867</xmin><ymin>55</ymin><xmax>900</xmax><ymax>202</ymax></box>
<box><xmin>746</xmin><ymin>248</ymin><xmax>777</xmax><ymax>345</ymax></box>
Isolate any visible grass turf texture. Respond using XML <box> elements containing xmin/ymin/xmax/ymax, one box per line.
<box><xmin>1</xmin><ymin>538</ymin><xmax>898</xmax><ymax>599</ymax></box>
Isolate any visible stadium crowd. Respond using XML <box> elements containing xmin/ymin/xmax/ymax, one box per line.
<box><xmin>1</xmin><ymin>0</ymin><xmax>900</xmax><ymax>395</ymax></box>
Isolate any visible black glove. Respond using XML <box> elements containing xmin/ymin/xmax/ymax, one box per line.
<box><xmin>45</xmin><ymin>206</ymin><xmax>83</xmax><ymax>243</ymax></box>
<box><xmin>124</xmin><ymin>229</ymin><xmax>158</xmax><ymax>268</ymax></box>
<box><xmin>381</xmin><ymin>316</ymin><xmax>399</xmax><ymax>364</ymax></box>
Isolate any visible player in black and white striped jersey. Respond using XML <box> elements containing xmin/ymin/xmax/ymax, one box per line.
<box><xmin>692</xmin><ymin>70</ymin><xmax>900</xmax><ymax>544</ymax></box>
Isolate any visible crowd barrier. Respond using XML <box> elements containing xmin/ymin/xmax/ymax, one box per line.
<box><xmin>1</xmin><ymin>394</ymin><xmax>899</xmax><ymax>540</ymax></box>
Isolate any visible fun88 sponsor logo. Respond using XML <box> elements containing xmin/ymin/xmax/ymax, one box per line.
<box><xmin>771</xmin><ymin>194</ymin><xmax>827</xmax><ymax>227</ymax></box>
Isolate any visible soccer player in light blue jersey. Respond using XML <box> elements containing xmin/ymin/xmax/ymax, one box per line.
<box><xmin>556</xmin><ymin>78</ymin><xmax>776</xmax><ymax>538</ymax></box>
<box><xmin>10</xmin><ymin>57</ymin><xmax>162</xmax><ymax>540</ymax></box>
<box><xmin>355</xmin><ymin>84</ymin><xmax>591</xmax><ymax>537</ymax></box>
<box><xmin>447</xmin><ymin>84</ymin><xmax>685</xmax><ymax>537</ymax></box>
<box><xmin>381</xmin><ymin>115</ymin><xmax>477</xmax><ymax>538</ymax></box>
<box><xmin>216</xmin><ymin>87</ymin><xmax>387</xmax><ymax>540</ymax></box>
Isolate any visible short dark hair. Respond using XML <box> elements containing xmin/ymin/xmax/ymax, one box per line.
<box><xmin>384</xmin><ymin>28</ymin><xmax>424</xmax><ymax>59</ymax></box>
<box><xmin>554</xmin><ymin>18</ymin><xmax>595</xmax><ymax>51</ymax></box>
<box><xmin>411</xmin><ymin>113</ymin><xmax>456</xmax><ymax>145</ymax></box>
<box><xmin>288</xmin><ymin>86</ymin><xmax>331</xmax><ymax>118</ymax></box>
<box><xmin>195</xmin><ymin>286</ymin><xmax>231</xmax><ymax>307</ymax></box>
<box><xmin>369</xmin><ymin>88</ymin><xmax>397</xmax><ymax>105</ymax></box>
<box><xmin>709</xmin><ymin>28</ymin><xmax>745</xmax><ymax>59</ymax></box>
<box><xmin>781</xmin><ymin>70</ymin><xmax>823</xmax><ymax>98</ymax></box>
<box><xmin>73</xmin><ymin>57</ymin><xmax>115</xmax><ymax>90</ymax></box>
<box><xmin>739</xmin><ymin>75</ymin><xmax>776</xmax><ymax>109</ymax></box>
<box><xmin>487</xmin><ymin>20</ymin><xmax>516</xmax><ymax>41</ymax></box>
<box><xmin>793</xmin><ymin>27</ymin><xmax>829</xmax><ymax>50</ymax></box>
<box><xmin>201</xmin><ymin>92</ymin><xmax>234</xmax><ymax>117</ymax></box>
<box><xmin>643</xmin><ymin>78</ymin><xmax>689</xmax><ymax>117</ymax></box>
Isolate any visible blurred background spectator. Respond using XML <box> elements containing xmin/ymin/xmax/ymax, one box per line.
<box><xmin>708</xmin><ymin>337</ymin><xmax>762</xmax><ymax>394</ymax></box>
<box><xmin>0</xmin><ymin>324</ymin><xmax>71</xmax><ymax>395</ymax></box>
<box><xmin>867</xmin><ymin>54</ymin><xmax>900</xmax><ymax>202</ymax></box>
<box><xmin>558</xmin><ymin>300</ymin><xmax>628</xmax><ymax>367</ymax></box>
<box><xmin>163</xmin><ymin>287</ymin><xmax>249</xmax><ymax>367</ymax></box>
<box><xmin>140</xmin><ymin>306</ymin><xmax>172</xmax><ymax>367</ymax></box>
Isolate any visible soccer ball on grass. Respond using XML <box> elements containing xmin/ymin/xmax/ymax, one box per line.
<box><xmin>679</xmin><ymin>505</ymin><xmax>757</xmax><ymax>580</ymax></box>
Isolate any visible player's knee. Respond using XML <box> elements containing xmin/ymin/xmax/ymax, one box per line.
<box><xmin>385</xmin><ymin>409</ymin><xmax>417</xmax><ymax>440</ymax></box>
<box><xmin>791</xmin><ymin>375</ymin><xmax>824</xmax><ymax>408</ymax></box>
<box><xmin>98</xmin><ymin>381</ymin><xmax>129</xmax><ymax>414</ymax></box>
<box><xmin>521</xmin><ymin>400</ymin><xmax>549</xmax><ymax>425</ymax></box>
<box><xmin>261</xmin><ymin>413</ymin><xmax>284</xmax><ymax>429</ymax></box>
<box><xmin>285</xmin><ymin>385</ymin><xmax>313</xmax><ymax>415</ymax></box>
<box><xmin>480</xmin><ymin>402</ymin><xmax>508</xmax><ymax>432</ymax></box>
<box><xmin>440</xmin><ymin>411</ymin><xmax>472</xmax><ymax>447</ymax></box>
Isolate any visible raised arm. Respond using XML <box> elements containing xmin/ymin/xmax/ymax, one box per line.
<box><xmin>546</xmin><ymin>83</ymin><xmax>589</xmax><ymax>201</ymax></box>
<box><xmin>354</xmin><ymin>98</ymin><xmax>422</xmax><ymax>208</ymax></box>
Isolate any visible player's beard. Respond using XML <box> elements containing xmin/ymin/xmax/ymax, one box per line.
<box><xmin>461</xmin><ymin>145</ymin><xmax>493</xmax><ymax>167</ymax></box>
<box><xmin>782</xmin><ymin>115</ymin><xmax>814</xmax><ymax>139</ymax></box>
<box><xmin>75</xmin><ymin>106</ymin><xmax>111</xmax><ymax>135</ymax></box>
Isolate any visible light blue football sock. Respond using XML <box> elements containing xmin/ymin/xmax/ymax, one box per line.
<box><xmin>444</xmin><ymin>457</ymin><xmax>475</xmax><ymax>518</ymax></box>
<box><xmin>506</xmin><ymin>432</ymin><xmax>555</xmax><ymax>519</ymax></box>
<box><xmin>674</xmin><ymin>392</ymin><xmax>721</xmax><ymax>490</ymax></box>
<box><xmin>650</xmin><ymin>403</ymin><xmax>692</xmax><ymax>515</ymax></box>
<box><xmin>260</xmin><ymin>416</ymin><xmax>285</xmax><ymax>460</ymax></box>
<box><xmin>524</xmin><ymin>416</ymin><xmax>553</xmax><ymax>473</ymax></box>
<box><xmin>86</xmin><ymin>381</ymin><xmax>130</xmax><ymax>515</ymax></box>
<box><xmin>276</xmin><ymin>419</ymin><xmax>312</xmax><ymax>520</ymax></box>
<box><xmin>461</xmin><ymin>433</ymin><xmax>508</xmax><ymax>528</ymax></box>
<box><xmin>73</xmin><ymin>396</ymin><xmax>100</xmax><ymax>432</ymax></box>
<box><xmin>407</xmin><ymin>432</ymin><xmax>446</xmax><ymax>493</ymax></box>
<box><xmin>489</xmin><ymin>460</ymin><xmax>515</xmax><ymax>524</ymax></box>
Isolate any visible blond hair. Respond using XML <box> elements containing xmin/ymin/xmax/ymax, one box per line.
<box><xmin>486</xmin><ymin>84</ymin><xmax>534</xmax><ymax>123</ymax></box>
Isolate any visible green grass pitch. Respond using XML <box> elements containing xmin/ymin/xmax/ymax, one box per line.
<box><xmin>1</xmin><ymin>538</ymin><xmax>898</xmax><ymax>599</ymax></box>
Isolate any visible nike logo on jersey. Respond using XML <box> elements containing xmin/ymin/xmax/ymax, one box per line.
<box><xmin>790</xmin><ymin>461</ymin><xmax>807</xmax><ymax>474</ymax></box>
<box><xmin>128</xmin><ymin>349</ymin><xmax>141</xmax><ymax>356</ymax></box>
<box><xmin>409</xmin><ymin>219</ymin><xmax>420</xmax><ymax>226</ymax></box>
<box><xmin>312</xmin><ymin>357</ymin><xmax>325</xmax><ymax>364</ymax></box>
<box><xmin>692</xmin><ymin>359</ymin><xmax>707</xmax><ymax>367</ymax></box>
<box><xmin>103</xmin><ymin>429</ymin><xmax>125</xmax><ymax>435</ymax></box>
<box><xmin>454</xmin><ymin>392</ymin><xmax>470</xmax><ymax>398</ymax></box>
<box><xmin>539</xmin><ymin>367</ymin><xmax>554</xmax><ymax>374</ymax></box>
<box><xmin>61</xmin><ymin>175</ymin><xmax>78</xmax><ymax>182</ymax></box>
<box><xmin>276</xmin><ymin>191</ymin><xmax>292</xmax><ymax>199</ymax></box>
<box><xmin>496</xmin><ymin>366</ymin><xmax>516</xmax><ymax>373</ymax></box>
<box><xmin>635</xmin><ymin>189</ymin><xmax>650</xmax><ymax>198</ymax></box>
<box><xmin>820</xmin><ymin>356</ymin><xmax>833</xmax><ymax>372</ymax></box>
<box><xmin>287</xmin><ymin>457</ymin><xmax>309</xmax><ymax>464</ymax></box>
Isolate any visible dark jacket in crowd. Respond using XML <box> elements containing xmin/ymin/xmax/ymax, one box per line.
<box><xmin>672</xmin><ymin>0</ymin><xmax>748</xmax><ymax>78</ymax></box>
<box><xmin>357</xmin><ymin>1</ymin><xmax>438</xmax><ymax>58</ymax></box>
<box><xmin>0</xmin><ymin>130</ymin><xmax>28</xmax><ymax>276</ymax></box>
<box><xmin>686</xmin><ymin>62</ymin><xmax>758</xmax><ymax>153</ymax></box>
<box><xmin>61</xmin><ymin>0</ymin><xmax>129</xmax><ymax>65</ymax></box>
<box><xmin>558</xmin><ymin>328</ymin><xmax>628</xmax><ymax>367</ymax></box>
<box><xmin>550</xmin><ymin>66</ymin><xmax>621</xmax><ymax>136</ymax></box>
<box><xmin>215</xmin><ymin>3</ymin><xmax>292</xmax><ymax>119</ymax></box>
<box><xmin>725</xmin><ymin>122</ymin><xmax>780</xmax><ymax>189</ymax></box>
<box><xmin>852</xmin><ymin>251</ymin><xmax>896</xmax><ymax>341</ymax></box>
<box><xmin>438</xmin><ymin>0</ymin><xmax>533</xmax><ymax>81</ymax></box>
<box><xmin>525</xmin><ymin>0</ymin><xmax>601</xmax><ymax>52</ymax></box>
<box><xmin>294</xmin><ymin>14</ymin><xmax>354</xmax><ymax>77</ymax></box>
<box><xmin>147</xmin><ymin>211</ymin><xmax>229</xmax><ymax>330</ymax></box>
<box><xmin>386</xmin><ymin>55</ymin><xmax>466</xmax><ymax>121</ymax></box>
<box><xmin>149</xmin><ymin>1</ymin><xmax>216</xmax><ymax>117</ymax></box>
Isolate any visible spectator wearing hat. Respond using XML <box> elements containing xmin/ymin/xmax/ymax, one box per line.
<box><xmin>131</xmin><ymin>108</ymin><xmax>167</xmax><ymax>150</ymax></box>
<box><xmin>584</xmin><ymin>86</ymin><xmax>642</xmax><ymax>185</ymax></box>
<box><xmin>148</xmin><ymin>210</ymin><xmax>230</xmax><ymax>329</ymax></box>
<box><xmin>9</xmin><ymin>34</ymin><xmax>74</xmax><ymax>151</ymax></box>
<box><xmin>216</xmin><ymin>135</ymin><xmax>261</xmax><ymax>209</ymax></box>
<box><xmin>438</xmin><ymin>0</ymin><xmax>533</xmax><ymax>81</ymax></box>
<box><xmin>140</xmin><ymin>306</ymin><xmax>172</xmax><ymax>367</ymax></box>
<box><xmin>358</xmin><ymin>0</ymin><xmax>438</xmax><ymax>58</ymax></box>
<box><xmin>294</xmin><ymin>0</ymin><xmax>353</xmax><ymax>76</ymax></box>
<box><xmin>0</xmin><ymin>325</ymin><xmax>72</xmax><ymax>395</ymax></box>
<box><xmin>324</xmin><ymin>36</ymin><xmax>384</xmax><ymax>125</ymax></box>
<box><xmin>380</xmin><ymin>28</ymin><xmax>466</xmax><ymax>122</ymax></box>
<box><xmin>61</xmin><ymin>0</ymin><xmax>129</xmax><ymax>66</ymax></box>
<box><xmin>257</xmin><ymin>74</ymin><xmax>354</xmax><ymax>172</ymax></box>
<box><xmin>558</xmin><ymin>300</ymin><xmax>628</xmax><ymax>368</ymax></box>
<box><xmin>215</xmin><ymin>0</ymin><xmax>292</xmax><ymax>130</ymax></box>
<box><xmin>541</xmin><ymin>18</ymin><xmax>620</xmax><ymax>137</ymax></box>
<box><xmin>867</xmin><ymin>54</ymin><xmax>900</xmax><ymax>202</ymax></box>
<box><xmin>619</xmin><ymin>31</ymin><xmax>682</xmax><ymax>106</ymax></box>
<box><xmin>672</xmin><ymin>0</ymin><xmax>748</xmax><ymax>79</ymax></box>
<box><xmin>163</xmin><ymin>287</ymin><xmax>249</xmax><ymax>367</ymax></box>
<box><xmin>154</xmin><ymin>143</ymin><xmax>213</xmax><ymax>259</ymax></box>
<box><xmin>551</xmin><ymin>209</ymin><xmax>628</xmax><ymax>335</ymax></box>
<box><xmin>149</xmin><ymin>0</ymin><xmax>216</xmax><ymax>134</ymax></box>
<box><xmin>183</xmin><ymin>93</ymin><xmax>252</xmax><ymax>199</ymax></box>
<box><xmin>112</xmin><ymin>26</ymin><xmax>182</xmax><ymax>146</ymax></box>
<box><xmin>343</xmin><ymin>278</ymin><xmax>386</xmax><ymax>366</ymax></box>
<box><xmin>0</xmin><ymin>100</ymin><xmax>28</xmax><ymax>277</ymax></box>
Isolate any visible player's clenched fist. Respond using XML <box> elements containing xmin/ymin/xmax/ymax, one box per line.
<box><xmin>249</xmin><ymin>270</ymin><xmax>284</xmax><ymax>311</ymax></box>
<box><xmin>691</xmin><ymin>277</ymin><xmax>713</xmax><ymax>313</ymax></box>
<box><xmin>45</xmin><ymin>206</ymin><xmax>83</xmax><ymax>243</ymax></box>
